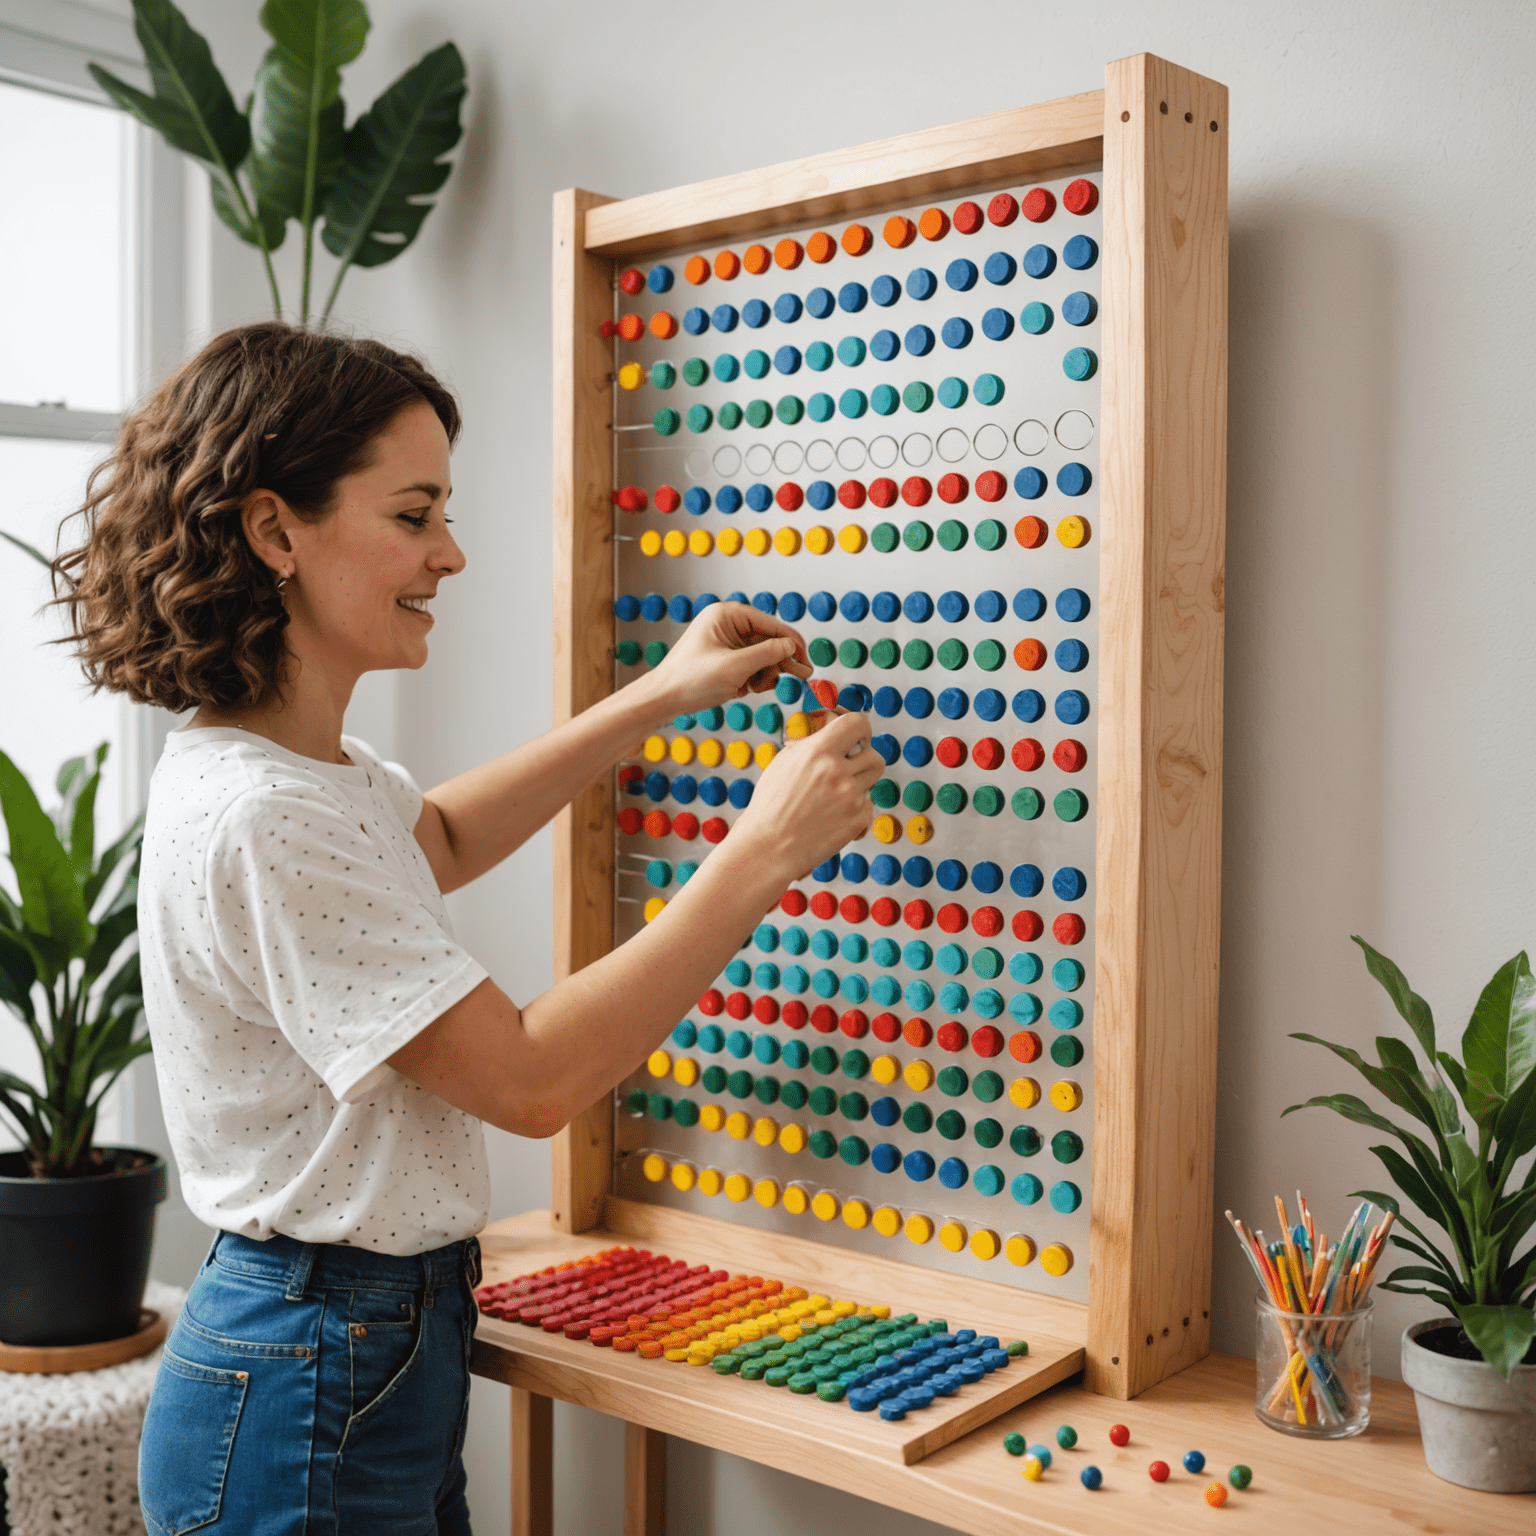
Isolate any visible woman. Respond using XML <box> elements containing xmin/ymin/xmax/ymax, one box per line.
<box><xmin>57</xmin><ymin>322</ymin><xmax>878</xmax><ymax>1535</ymax></box>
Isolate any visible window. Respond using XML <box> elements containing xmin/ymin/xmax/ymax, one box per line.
<box><xmin>0</xmin><ymin>78</ymin><xmax>135</xmax><ymax>818</ymax></box>
<box><xmin>0</xmin><ymin>4</ymin><xmax>188</xmax><ymax>1143</ymax></box>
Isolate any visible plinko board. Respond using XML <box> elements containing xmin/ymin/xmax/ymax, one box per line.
<box><xmin>609</xmin><ymin>178</ymin><xmax>1104</xmax><ymax>1302</ymax></box>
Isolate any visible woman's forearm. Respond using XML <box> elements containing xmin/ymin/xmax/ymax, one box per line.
<box><xmin>415</xmin><ymin>672</ymin><xmax>673</xmax><ymax>892</ymax></box>
<box><xmin>387</xmin><ymin>711</ymin><xmax>881</xmax><ymax>1138</ymax></box>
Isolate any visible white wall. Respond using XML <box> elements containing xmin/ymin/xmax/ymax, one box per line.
<box><xmin>150</xmin><ymin>2</ymin><xmax>1536</xmax><ymax>1531</ymax></box>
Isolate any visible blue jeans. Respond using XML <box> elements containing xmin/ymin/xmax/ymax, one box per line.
<box><xmin>138</xmin><ymin>1230</ymin><xmax>480</xmax><ymax>1535</ymax></box>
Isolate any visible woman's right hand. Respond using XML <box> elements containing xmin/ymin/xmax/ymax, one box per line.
<box><xmin>726</xmin><ymin>709</ymin><xmax>882</xmax><ymax>888</ymax></box>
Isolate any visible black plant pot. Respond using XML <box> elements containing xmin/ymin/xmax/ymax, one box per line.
<box><xmin>0</xmin><ymin>1147</ymin><xmax>167</xmax><ymax>1347</ymax></box>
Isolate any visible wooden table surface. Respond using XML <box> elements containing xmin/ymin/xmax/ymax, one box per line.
<box><xmin>471</xmin><ymin>1212</ymin><xmax>1534</xmax><ymax>1536</ymax></box>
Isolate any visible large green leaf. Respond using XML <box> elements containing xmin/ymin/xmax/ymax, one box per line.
<box><xmin>1463</xmin><ymin>951</ymin><xmax>1536</xmax><ymax>1101</ymax></box>
<box><xmin>1378</xmin><ymin>1032</ymin><xmax>1461</xmax><ymax>1136</ymax></box>
<box><xmin>1290</xmin><ymin>1031</ymin><xmax>1445</xmax><ymax>1139</ymax></box>
<box><xmin>1283</xmin><ymin>1091</ymin><xmax>1418</xmax><ymax>1145</ymax></box>
<box><xmin>60</xmin><ymin>744</ymin><xmax>108</xmax><ymax>883</ymax></box>
<box><xmin>320</xmin><ymin>41</ymin><xmax>465</xmax><ymax>284</ymax></box>
<box><xmin>1456</xmin><ymin>1302</ymin><xmax>1536</xmax><ymax>1378</ymax></box>
<box><xmin>1369</xmin><ymin>1142</ymin><xmax>1471</xmax><ymax>1270</ymax></box>
<box><xmin>1354</xmin><ymin>935</ymin><xmax>1439</xmax><ymax>1062</ymax></box>
<box><xmin>88</xmin><ymin>0</ymin><xmax>248</xmax><ymax>174</ymax></box>
<box><xmin>88</xmin><ymin>1</ymin><xmax>284</xmax><ymax>252</ymax></box>
<box><xmin>83</xmin><ymin>815</ymin><xmax>142</xmax><ymax>914</ymax></box>
<box><xmin>250</xmin><ymin>0</ymin><xmax>369</xmax><ymax>222</ymax></box>
<box><xmin>0</xmin><ymin>751</ymin><xmax>90</xmax><ymax>959</ymax></box>
<box><xmin>0</xmin><ymin>923</ymin><xmax>38</xmax><ymax>1022</ymax></box>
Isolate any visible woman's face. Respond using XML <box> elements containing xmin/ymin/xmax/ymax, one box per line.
<box><xmin>280</xmin><ymin>402</ymin><xmax>464</xmax><ymax>678</ymax></box>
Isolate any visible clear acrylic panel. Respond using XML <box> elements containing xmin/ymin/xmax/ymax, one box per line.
<box><xmin>0</xmin><ymin>80</ymin><xmax>134</xmax><ymax>413</ymax></box>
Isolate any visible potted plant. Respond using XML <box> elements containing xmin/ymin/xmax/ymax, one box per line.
<box><xmin>89</xmin><ymin>0</ymin><xmax>467</xmax><ymax>326</ymax></box>
<box><xmin>0</xmin><ymin>745</ymin><xmax>166</xmax><ymax>1348</ymax></box>
<box><xmin>1285</xmin><ymin>937</ymin><xmax>1536</xmax><ymax>1492</ymax></box>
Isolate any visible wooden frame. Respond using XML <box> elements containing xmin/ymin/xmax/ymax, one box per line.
<box><xmin>551</xmin><ymin>52</ymin><xmax>1227</xmax><ymax>1405</ymax></box>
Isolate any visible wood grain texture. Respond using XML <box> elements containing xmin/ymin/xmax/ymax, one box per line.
<box><xmin>510</xmin><ymin>1386</ymin><xmax>553</xmax><ymax>1536</ymax></box>
<box><xmin>473</xmin><ymin>1231</ymin><xmax>1536</xmax><ymax>1534</ymax></box>
<box><xmin>582</xmin><ymin>93</ymin><xmax>1105</xmax><ymax>258</ymax></box>
<box><xmin>623</xmin><ymin>1423</ymin><xmax>666</xmax><ymax>1536</ymax></box>
<box><xmin>0</xmin><ymin>1308</ymin><xmax>165</xmax><ymax>1374</ymax></box>
<box><xmin>550</xmin><ymin>186</ymin><xmax>619</xmax><ymax>1234</ymax></box>
<box><xmin>474</xmin><ymin>1210</ymin><xmax>1085</xmax><ymax>1467</ymax></box>
<box><xmin>1088</xmin><ymin>55</ymin><xmax>1229</xmax><ymax>1400</ymax></box>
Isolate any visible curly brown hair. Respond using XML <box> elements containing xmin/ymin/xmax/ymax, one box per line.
<box><xmin>53</xmin><ymin>322</ymin><xmax>461</xmax><ymax>713</ymax></box>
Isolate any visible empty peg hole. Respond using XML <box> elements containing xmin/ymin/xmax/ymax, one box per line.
<box><xmin>1120</xmin><ymin>110</ymin><xmax>1130</xmax><ymax>122</ymax></box>
<box><xmin>1183</xmin><ymin>1316</ymin><xmax>1190</xmax><ymax>1327</ymax></box>
<box><xmin>1209</xmin><ymin>120</ymin><xmax>1218</xmax><ymax>132</ymax></box>
<box><xmin>1184</xmin><ymin>111</ymin><xmax>1193</xmax><ymax>122</ymax></box>
<box><xmin>1159</xmin><ymin>101</ymin><xmax>1168</xmax><ymax>114</ymax></box>
<box><xmin>1111</xmin><ymin>1355</ymin><xmax>1120</xmax><ymax>1365</ymax></box>
<box><xmin>1161</xmin><ymin>1327</ymin><xmax>1169</xmax><ymax>1337</ymax></box>
<box><xmin>1145</xmin><ymin>1333</ymin><xmax>1154</xmax><ymax>1345</ymax></box>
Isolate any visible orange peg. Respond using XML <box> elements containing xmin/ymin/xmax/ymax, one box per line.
<box><xmin>805</xmin><ymin>231</ymin><xmax>837</xmax><ymax>264</ymax></box>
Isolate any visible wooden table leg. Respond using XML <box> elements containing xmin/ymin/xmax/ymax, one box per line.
<box><xmin>623</xmin><ymin>1421</ymin><xmax>666</xmax><ymax>1536</ymax></box>
<box><xmin>510</xmin><ymin>1387</ymin><xmax>553</xmax><ymax>1536</ymax></box>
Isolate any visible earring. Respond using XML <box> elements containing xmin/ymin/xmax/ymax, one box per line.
<box><xmin>276</xmin><ymin>568</ymin><xmax>293</xmax><ymax>593</ymax></box>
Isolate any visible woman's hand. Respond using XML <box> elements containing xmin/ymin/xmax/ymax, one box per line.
<box><xmin>725</xmin><ymin>709</ymin><xmax>882</xmax><ymax>889</ymax></box>
<box><xmin>645</xmin><ymin>601</ymin><xmax>812</xmax><ymax>719</ymax></box>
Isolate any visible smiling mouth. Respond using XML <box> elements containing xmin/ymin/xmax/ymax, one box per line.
<box><xmin>397</xmin><ymin>596</ymin><xmax>432</xmax><ymax>617</ymax></box>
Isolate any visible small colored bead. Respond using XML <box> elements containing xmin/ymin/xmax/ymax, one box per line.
<box><xmin>1205</xmin><ymin>1484</ymin><xmax>1227</xmax><ymax>1508</ymax></box>
<box><xmin>1026</xmin><ymin>1444</ymin><xmax>1052</xmax><ymax>1470</ymax></box>
<box><xmin>1080</xmin><ymin>1466</ymin><xmax>1102</xmax><ymax>1491</ymax></box>
<box><xmin>1056</xmin><ymin>1425</ymin><xmax>1077</xmax><ymax>1449</ymax></box>
<box><xmin>1022</xmin><ymin>1457</ymin><xmax>1044</xmax><ymax>1482</ymax></box>
<box><xmin>1109</xmin><ymin>1424</ymin><xmax>1130</xmax><ymax>1447</ymax></box>
<box><xmin>1228</xmin><ymin>1464</ymin><xmax>1252</xmax><ymax>1490</ymax></box>
<box><xmin>1148</xmin><ymin>1461</ymin><xmax>1170</xmax><ymax>1482</ymax></box>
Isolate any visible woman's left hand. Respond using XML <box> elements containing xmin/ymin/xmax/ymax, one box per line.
<box><xmin>646</xmin><ymin>601</ymin><xmax>812</xmax><ymax>717</ymax></box>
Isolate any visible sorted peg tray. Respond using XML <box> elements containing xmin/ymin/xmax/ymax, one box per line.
<box><xmin>471</xmin><ymin>1209</ymin><xmax>1085</xmax><ymax>1466</ymax></box>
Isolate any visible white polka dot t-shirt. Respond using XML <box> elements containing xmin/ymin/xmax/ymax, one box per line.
<box><xmin>139</xmin><ymin>726</ymin><xmax>491</xmax><ymax>1254</ymax></box>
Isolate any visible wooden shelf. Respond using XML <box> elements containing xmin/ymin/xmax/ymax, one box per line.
<box><xmin>473</xmin><ymin>1212</ymin><xmax>1536</xmax><ymax>1533</ymax></box>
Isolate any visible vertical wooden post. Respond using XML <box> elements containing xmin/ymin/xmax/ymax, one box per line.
<box><xmin>1088</xmin><ymin>54</ymin><xmax>1229</xmax><ymax>1399</ymax></box>
<box><xmin>550</xmin><ymin>187</ymin><xmax>620</xmax><ymax>1233</ymax></box>
<box><xmin>623</xmin><ymin>1422</ymin><xmax>667</xmax><ymax>1536</ymax></box>
<box><xmin>510</xmin><ymin>1388</ymin><xmax>554</xmax><ymax>1536</ymax></box>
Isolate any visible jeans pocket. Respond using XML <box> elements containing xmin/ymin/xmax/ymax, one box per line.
<box><xmin>346</xmin><ymin>1294</ymin><xmax>422</xmax><ymax>1421</ymax></box>
<box><xmin>139</xmin><ymin>1349</ymin><xmax>249</xmax><ymax>1536</ymax></box>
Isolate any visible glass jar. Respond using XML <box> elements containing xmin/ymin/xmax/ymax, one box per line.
<box><xmin>1255</xmin><ymin>1292</ymin><xmax>1372</xmax><ymax>1437</ymax></box>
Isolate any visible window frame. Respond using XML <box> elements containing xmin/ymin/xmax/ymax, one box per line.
<box><xmin>0</xmin><ymin>3</ymin><xmax>195</xmax><ymax>1144</ymax></box>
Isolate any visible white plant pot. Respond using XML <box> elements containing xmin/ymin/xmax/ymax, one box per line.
<box><xmin>1402</xmin><ymin>1319</ymin><xmax>1536</xmax><ymax>1493</ymax></box>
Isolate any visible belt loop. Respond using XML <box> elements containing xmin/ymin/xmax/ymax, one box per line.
<box><xmin>284</xmin><ymin>1241</ymin><xmax>317</xmax><ymax>1302</ymax></box>
<box><xmin>464</xmin><ymin>1237</ymin><xmax>482</xmax><ymax>1290</ymax></box>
